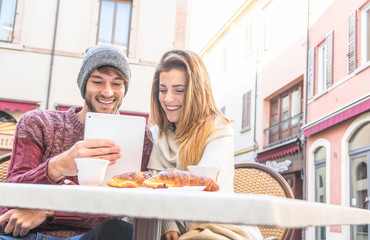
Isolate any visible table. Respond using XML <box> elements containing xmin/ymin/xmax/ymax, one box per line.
<box><xmin>0</xmin><ymin>183</ymin><xmax>369</xmax><ymax>239</ymax></box>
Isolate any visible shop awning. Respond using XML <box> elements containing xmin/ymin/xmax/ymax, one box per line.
<box><xmin>0</xmin><ymin>99</ymin><xmax>39</xmax><ymax>112</ymax></box>
<box><xmin>303</xmin><ymin>97</ymin><xmax>370</xmax><ymax>137</ymax></box>
<box><xmin>55</xmin><ymin>104</ymin><xmax>72</xmax><ymax>111</ymax></box>
<box><xmin>256</xmin><ymin>142</ymin><xmax>299</xmax><ymax>163</ymax></box>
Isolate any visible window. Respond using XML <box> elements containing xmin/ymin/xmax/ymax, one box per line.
<box><xmin>98</xmin><ymin>0</ymin><xmax>132</xmax><ymax>54</ymax></box>
<box><xmin>314</xmin><ymin>146</ymin><xmax>326</xmax><ymax>240</ymax></box>
<box><xmin>318</xmin><ymin>42</ymin><xmax>327</xmax><ymax>94</ymax></box>
<box><xmin>242</xmin><ymin>91</ymin><xmax>251</xmax><ymax>131</ymax></box>
<box><xmin>244</xmin><ymin>21</ymin><xmax>253</xmax><ymax>57</ymax></box>
<box><xmin>269</xmin><ymin>84</ymin><xmax>302</xmax><ymax>127</ymax></box>
<box><xmin>263</xmin><ymin>16</ymin><xmax>272</xmax><ymax>51</ymax></box>
<box><xmin>349</xmin><ymin>122</ymin><xmax>370</xmax><ymax>150</ymax></box>
<box><xmin>348</xmin><ymin>122</ymin><xmax>370</xmax><ymax>239</ymax></box>
<box><xmin>314</xmin><ymin>147</ymin><xmax>326</xmax><ymax>203</ymax></box>
<box><xmin>266</xmin><ymin>83</ymin><xmax>303</xmax><ymax>146</ymax></box>
<box><xmin>349</xmin><ymin>154</ymin><xmax>369</xmax><ymax>239</ymax></box>
<box><xmin>356</xmin><ymin>162</ymin><xmax>367</xmax><ymax>180</ymax></box>
<box><xmin>361</xmin><ymin>2</ymin><xmax>370</xmax><ymax>65</ymax></box>
<box><xmin>0</xmin><ymin>0</ymin><xmax>17</xmax><ymax>42</ymax></box>
<box><xmin>317</xmin><ymin>32</ymin><xmax>333</xmax><ymax>94</ymax></box>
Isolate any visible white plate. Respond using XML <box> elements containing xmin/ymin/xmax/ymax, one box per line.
<box><xmin>106</xmin><ymin>186</ymin><xmax>207</xmax><ymax>191</ymax></box>
<box><xmin>157</xmin><ymin>186</ymin><xmax>206</xmax><ymax>192</ymax></box>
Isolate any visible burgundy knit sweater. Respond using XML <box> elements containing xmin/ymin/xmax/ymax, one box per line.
<box><xmin>0</xmin><ymin>106</ymin><xmax>153</xmax><ymax>237</ymax></box>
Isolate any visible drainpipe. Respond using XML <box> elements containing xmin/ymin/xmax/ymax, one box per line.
<box><xmin>253</xmin><ymin>9</ymin><xmax>261</xmax><ymax>158</ymax></box>
<box><xmin>45</xmin><ymin>0</ymin><xmax>60</xmax><ymax>110</ymax></box>
<box><xmin>303</xmin><ymin>0</ymin><xmax>311</xmax><ymax>197</ymax></box>
<box><xmin>253</xmin><ymin>61</ymin><xmax>258</xmax><ymax>153</ymax></box>
<box><xmin>301</xmin><ymin>1</ymin><xmax>310</xmax><ymax>239</ymax></box>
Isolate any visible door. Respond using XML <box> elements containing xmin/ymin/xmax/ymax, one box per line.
<box><xmin>349</xmin><ymin>151</ymin><xmax>370</xmax><ymax>240</ymax></box>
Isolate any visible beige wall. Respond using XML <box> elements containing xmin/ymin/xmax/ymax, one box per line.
<box><xmin>0</xmin><ymin>0</ymin><xmax>186</xmax><ymax>114</ymax></box>
<box><xmin>0</xmin><ymin>48</ymin><xmax>50</xmax><ymax>103</ymax></box>
<box><xmin>135</xmin><ymin>0</ymin><xmax>178</xmax><ymax>62</ymax></box>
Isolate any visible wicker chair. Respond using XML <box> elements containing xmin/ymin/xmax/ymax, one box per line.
<box><xmin>234</xmin><ymin>162</ymin><xmax>294</xmax><ymax>240</ymax></box>
<box><xmin>0</xmin><ymin>152</ymin><xmax>11</xmax><ymax>182</ymax></box>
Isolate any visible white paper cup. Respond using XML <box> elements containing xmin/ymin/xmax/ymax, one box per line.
<box><xmin>187</xmin><ymin>165</ymin><xmax>221</xmax><ymax>182</ymax></box>
<box><xmin>74</xmin><ymin>158</ymin><xmax>109</xmax><ymax>186</ymax></box>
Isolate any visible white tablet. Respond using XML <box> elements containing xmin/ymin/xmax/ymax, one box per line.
<box><xmin>84</xmin><ymin>112</ymin><xmax>146</xmax><ymax>184</ymax></box>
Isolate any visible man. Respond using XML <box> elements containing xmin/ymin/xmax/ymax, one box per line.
<box><xmin>0</xmin><ymin>45</ymin><xmax>152</xmax><ymax>239</ymax></box>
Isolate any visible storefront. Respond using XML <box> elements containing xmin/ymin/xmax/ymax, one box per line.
<box><xmin>303</xmin><ymin>98</ymin><xmax>370</xmax><ymax>240</ymax></box>
<box><xmin>0</xmin><ymin>98</ymin><xmax>40</xmax><ymax>155</ymax></box>
<box><xmin>256</xmin><ymin>139</ymin><xmax>304</xmax><ymax>240</ymax></box>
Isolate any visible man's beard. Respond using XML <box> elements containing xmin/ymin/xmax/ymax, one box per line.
<box><xmin>85</xmin><ymin>96</ymin><xmax>123</xmax><ymax>114</ymax></box>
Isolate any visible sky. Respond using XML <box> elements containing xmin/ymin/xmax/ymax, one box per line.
<box><xmin>187</xmin><ymin>0</ymin><xmax>247</xmax><ymax>53</ymax></box>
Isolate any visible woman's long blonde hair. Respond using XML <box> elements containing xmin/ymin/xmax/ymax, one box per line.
<box><xmin>150</xmin><ymin>50</ymin><xmax>229</xmax><ymax>169</ymax></box>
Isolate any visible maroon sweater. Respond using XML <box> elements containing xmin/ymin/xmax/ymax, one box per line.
<box><xmin>0</xmin><ymin>106</ymin><xmax>152</xmax><ymax>236</ymax></box>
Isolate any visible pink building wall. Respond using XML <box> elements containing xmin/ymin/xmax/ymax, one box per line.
<box><xmin>306</xmin><ymin>119</ymin><xmax>354</xmax><ymax>205</ymax></box>
<box><xmin>305</xmin><ymin>0</ymin><xmax>370</xmax><ymax>224</ymax></box>
<box><xmin>307</xmin><ymin>0</ymin><xmax>370</xmax><ymax>123</ymax></box>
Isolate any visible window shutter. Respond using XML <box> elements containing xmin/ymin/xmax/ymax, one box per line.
<box><xmin>325</xmin><ymin>31</ymin><xmax>333</xmax><ymax>88</ymax></box>
<box><xmin>307</xmin><ymin>47</ymin><xmax>315</xmax><ymax>99</ymax></box>
<box><xmin>247</xmin><ymin>91</ymin><xmax>251</xmax><ymax>129</ymax></box>
<box><xmin>242</xmin><ymin>91</ymin><xmax>251</xmax><ymax>130</ymax></box>
<box><xmin>347</xmin><ymin>11</ymin><xmax>357</xmax><ymax>74</ymax></box>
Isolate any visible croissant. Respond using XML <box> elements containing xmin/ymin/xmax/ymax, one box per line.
<box><xmin>107</xmin><ymin>171</ymin><xmax>153</xmax><ymax>188</ymax></box>
<box><xmin>142</xmin><ymin>168</ymin><xmax>220</xmax><ymax>192</ymax></box>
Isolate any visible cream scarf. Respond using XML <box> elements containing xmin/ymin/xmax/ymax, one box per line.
<box><xmin>147</xmin><ymin>119</ymin><xmax>234</xmax><ymax>171</ymax></box>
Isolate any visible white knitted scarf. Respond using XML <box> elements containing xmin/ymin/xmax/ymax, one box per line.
<box><xmin>147</xmin><ymin>119</ymin><xmax>234</xmax><ymax>171</ymax></box>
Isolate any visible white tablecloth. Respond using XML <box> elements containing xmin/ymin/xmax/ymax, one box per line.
<box><xmin>0</xmin><ymin>183</ymin><xmax>369</xmax><ymax>228</ymax></box>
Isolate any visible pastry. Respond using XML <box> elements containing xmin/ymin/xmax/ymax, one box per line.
<box><xmin>107</xmin><ymin>171</ymin><xmax>153</xmax><ymax>188</ymax></box>
<box><xmin>142</xmin><ymin>168</ymin><xmax>219</xmax><ymax>192</ymax></box>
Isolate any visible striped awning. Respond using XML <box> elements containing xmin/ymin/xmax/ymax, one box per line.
<box><xmin>256</xmin><ymin>142</ymin><xmax>299</xmax><ymax>163</ymax></box>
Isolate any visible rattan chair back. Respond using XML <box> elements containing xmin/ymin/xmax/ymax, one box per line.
<box><xmin>234</xmin><ymin>162</ymin><xmax>294</xmax><ymax>240</ymax></box>
<box><xmin>0</xmin><ymin>152</ymin><xmax>11</xmax><ymax>182</ymax></box>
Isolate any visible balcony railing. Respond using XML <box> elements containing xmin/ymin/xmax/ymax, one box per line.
<box><xmin>263</xmin><ymin>113</ymin><xmax>303</xmax><ymax>149</ymax></box>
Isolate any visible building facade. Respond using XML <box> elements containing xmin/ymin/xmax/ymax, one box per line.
<box><xmin>303</xmin><ymin>0</ymin><xmax>370</xmax><ymax>239</ymax></box>
<box><xmin>254</xmin><ymin>1</ymin><xmax>307</xmax><ymax>240</ymax></box>
<box><xmin>201</xmin><ymin>0</ymin><xmax>370</xmax><ymax>238</ymax></box>
<box><xmin>0</xmin><ymin>0</ymin><xmax>189</xmax><ymax>154</ymax></box>
<box><xmin>200</xmin><ymin>0</ymin><xmax>260</xmax><ymax>163</ymax></box>
<box><xmin>200</xmin><ymin>0</ymin><xmax>308</xmax><ymax>238</ymax></box>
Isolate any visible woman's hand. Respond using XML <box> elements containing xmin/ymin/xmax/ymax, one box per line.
<box><xmin>0</xmin><ymin>209</ymin><xmax>54</xmax><ymax>237</ymax></box>
<box><xmin>161</xmin><ymin>231</ymin><xmax>179</xmax><ymax>240</ymax></box>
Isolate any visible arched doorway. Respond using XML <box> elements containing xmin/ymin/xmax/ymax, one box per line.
<box><xmin>348</xmin><ymin>122</ymin><xmax>370</xmax><ymax>240</ymax></box>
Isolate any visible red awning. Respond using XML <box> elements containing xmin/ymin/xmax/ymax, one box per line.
<box><xmin>0</xmin><ymin>99</ymin><xmax>39</xmax><ymax>112</ymax></box>
<box><xmin>256</xmin><ymin>142</ymin><xmax>299</xmax><ymax>163</ymax></box>
<box><xmin>55</xmin><ymin>104</ymin><xmax>72</xmax><ymax>111</ymax></box>
<box><xmin>304</xmin><ymin>97</ymin><xmax>370</xmax><ymax>137</ymax></box>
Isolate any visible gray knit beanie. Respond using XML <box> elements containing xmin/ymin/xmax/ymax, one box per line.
<box><xmin>77</xmin><ymin>44</ymin><xmax>131</xmax><ymax>98</ymax></box>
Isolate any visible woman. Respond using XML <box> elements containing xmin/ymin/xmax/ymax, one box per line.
<box><xmin>147</xmin><ymin>50</ymin><xmax>262</xmax><ymax>240</ymax></box>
